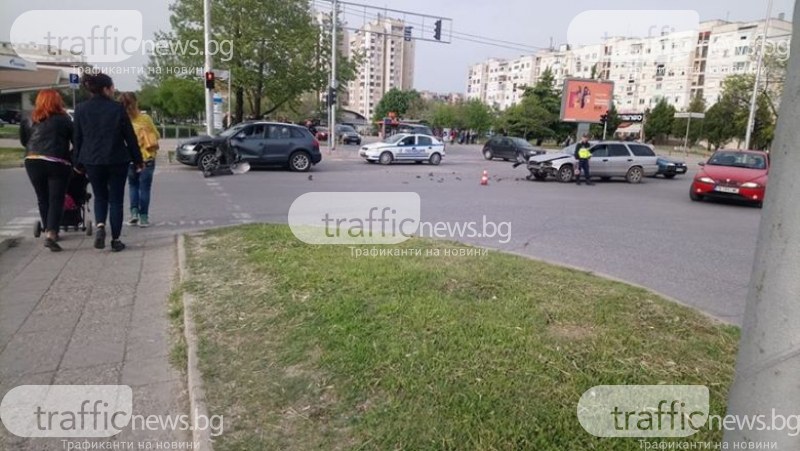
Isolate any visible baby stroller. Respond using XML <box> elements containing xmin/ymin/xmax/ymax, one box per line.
<box><xmin>33</xmin><ymin>169</ymin><xmax>93</xmax><ymax>237</ymax></box>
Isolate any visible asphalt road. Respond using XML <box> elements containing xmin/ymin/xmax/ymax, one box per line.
<box><xmin>0</xmin><ymin>140</ymin><xmax>762</xmax><ymax>324</ymax></box>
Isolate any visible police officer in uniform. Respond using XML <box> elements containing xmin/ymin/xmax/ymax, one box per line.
<box><xmin>574</xmin><ymin>134</ymin><xmax>594</xmax><ymax>185</ymax></box>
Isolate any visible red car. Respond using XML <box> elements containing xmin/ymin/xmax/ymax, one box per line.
<box><xmin>690</xmin><ymin>150</ymin><xmax>769</xmax><ymax>207</ymax></box>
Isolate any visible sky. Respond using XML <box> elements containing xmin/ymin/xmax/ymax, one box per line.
<box><xmin>0</xmin><ymin>0</ymin><xmax>795</xmax><ymax>92</ymax></box>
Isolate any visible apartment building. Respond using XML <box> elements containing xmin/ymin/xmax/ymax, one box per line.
<box><xmin>466</xmin><ymin>17</ymin><xmax>792</xmax><ymax>113</ymax></box>
<box><xmin>345</xmin><ymin>16</ymin><xmax>415</xmax><ymax>120</ymax></box>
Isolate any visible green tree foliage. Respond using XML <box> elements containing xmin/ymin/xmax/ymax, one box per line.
<box><xmin>702</xmin><ymin>74</ymin><xmax>776</xmax><ymax>149</ymax></box>
<box><xmin>590</xmin><ymin>103</ymin><xmax>621</xmax><ymax>139</ymax></box>
<box><xmin>462</xmin><ymin>100</ymin><xmax>494</xmax><ymax>135</ymax></box>
<box><xmin>144</xmin><ymin>0</ymin><xmax>357</xmax><ymax>123</ymax></box>
<box><xmin>372</xmin><ymin>89</ymin><xmax>421</xmax><ymax>122</ymax></box>
<box><xmin>138</xmin><ymin>77</ymin><xmax>205</xmax><ymax>121</ymax></box>
<box><xmin>644</xmin><ymin>98</ymin><xmax>676</xmax><ymax>144</ymax></box>
<box><xmin>496</xmin><ymin>67</ymin><xmax>561</xmax><ymax>140</ymax></box>
<box><xmin>671</xmin><ymin>93</ymin><xmax>706</xmax><ymax>146</ymax></box>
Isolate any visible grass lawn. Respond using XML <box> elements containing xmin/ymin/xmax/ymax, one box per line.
<box><xmin>0</xmin><ymin>147</ymin><xmax>24</xmax><ymax>168</ymax></box>
<box><xmin>0</xmin><ymin>125</ymin><xmax>20</xmax><ymax>139</ymax></box>
<box><xmin>183</xmin><ymin>225</ymin><xmax>739</xmax><ymax>451</ymax></box>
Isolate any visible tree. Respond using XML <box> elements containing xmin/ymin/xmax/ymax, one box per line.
<box><xmin>143</xmin><ymin>0</ymin><xmax>357</xmax><ymax>123</ymax></box>
<box><xmin>372</xmin><ymin>89</ymin><xmax>421</xmax><ymax>122</ymax></box>
<box><xmin>138</xmin><ymin>77</ymin><xmax>205</xmax><ymax>121</ymax></box>
<box><xmin>703</xmin><ymin>100</ymin><xmax>738</xmax><ymax>150</ymax></box>
<box><xmin>462</xmin><ymin>100</ymin><xmax>494</xmax><ymax>135</ymax></box>
<box><xmin>644</xmin><ymin>98</ymin><xmax>676</xmax><ymax>144</ymax></box>
<box><xmin>671</xmin><ymin>93</ymin><xmax>706</xmax><ymax>146</ymax></box>
<box><xmin>590</xmin><ymin>103</ymin><xmax>622</xmax><ymax>138</ymax></box>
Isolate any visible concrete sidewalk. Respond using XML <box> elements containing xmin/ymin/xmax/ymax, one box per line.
<box><xmin>0</xmin><ymin>234</ymin><xmax>190</xmax><ymax>450</ymax></box>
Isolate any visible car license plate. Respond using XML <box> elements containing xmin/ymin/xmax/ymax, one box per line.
<box><xmin>715</xmin><ymin>186</ymin><xmax>739</xmax><ymax>194</ymax></box>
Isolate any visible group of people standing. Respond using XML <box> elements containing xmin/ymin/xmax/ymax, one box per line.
<box><xmin>20</xmin><ymin>73</ymin><xmax>160</xmax><ymax>252</ymax></box>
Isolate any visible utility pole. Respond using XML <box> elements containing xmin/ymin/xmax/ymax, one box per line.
<box><xmin>744</xmin><ymin>0</ymin><xmax>773</xmax><ymax>149</ymax></box>
<box><xmin>723</xmin><ymin>2</ymin><xmax>800</xmax><ymax>448</ymax></box>
<box><xmin>203</xmin><ymin>0</ymin><xmax>214</xmax><ymax>136</ymax></box>
<box><xmin>329</xmin><ymin>0</ymin><xmax>338</xmax><ymax>152</ymax></box>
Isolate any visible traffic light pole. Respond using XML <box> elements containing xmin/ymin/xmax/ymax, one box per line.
<box><xmin>203</xmin><ymin>0</ymin><xmax>214</xmax><ymax>136</ymax></box>
<box><xmin>329</xmin><ymin>0</ymin><xmax>338</xmax><ymax>153</ymax></box>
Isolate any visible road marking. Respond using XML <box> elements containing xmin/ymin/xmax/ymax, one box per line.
<box><xmin>0</xmin><ymin>229</ymin><xmax>22</xmax><ymax>237</ymax></box>
<box><xmin>8</xmin><ymin>217</ymin><xmax>39</xmax><ymax>225</ymax></box>
<box><xmin>232</xmin><ymin>212</ymin><xmax>252</xmax><ymax>219</ymax></box>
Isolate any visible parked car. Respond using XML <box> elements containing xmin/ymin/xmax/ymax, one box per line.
<box><xmin>315</xmin><ymin>126</ymin><xmax>329</xmax><ymax>142</ymax></box>
<box><xmin>360</xmin><ymin>133</ymin><xmax>445</xmax><ymax>165</ymax></box>
<box><xmin>526</xmin><ymin>141</ymin><xmax>659</xmax><ymax>183</ymax></box>
<box><xmin>690</xmin><ymin>149</ymin><xmax>768</xmax><ymax>207</ymax></box>
<box><xmin>176</xmin><ymin>121</ymin><xmax>322</xmax><ymax>172</ymax></box>
<box><xmin>0</xmin><ymin>109</ymin><xmax>21</xmax><ymax>124</ymax></box>
<box><xmin>482</xmin><ymin>136</ymin><xmax>546</xmax><ymax>162</ymax></box>
<box><xmin>655</xmin><ymin>156</ymin><xmax>688</xmax><ymax>178</ymax></box>
<box><xmin>336</xmin><ymin>124</ymin><xmax>362</xmax><ymax>145</ymax></box>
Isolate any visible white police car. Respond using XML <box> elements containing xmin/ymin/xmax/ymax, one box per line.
<box><xmin>360</xmin><ymin>133</ymin><xmax>445</xmax><ymax>165</ymax></box>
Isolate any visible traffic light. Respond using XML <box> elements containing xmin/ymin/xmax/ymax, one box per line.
<box><xmin>328</xmin><ymin>87</ymin><xmax>337</xmax><ymax>105</ymax></box>
<box><xmin>434</xmin><ymin>19</ymin><xmax>442</xmax><ymax>41</ymax></box>
<box><xmin>205</xmin><ymin>71</ymin><xmax>215</xmax><ymax>90</ymax></box>
<box><xmin>599</xmin><ymin>111</ymin><xmax>609</xmax><ymax>125</ymax></box>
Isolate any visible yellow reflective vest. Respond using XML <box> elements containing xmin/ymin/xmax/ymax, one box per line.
<box><xmin>577</xmin><ymin>147</ymin><xmax>592</xmax><ymax>160</ymax></box>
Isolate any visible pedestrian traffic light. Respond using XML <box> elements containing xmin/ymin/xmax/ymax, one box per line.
<box><xmin>434</xmin><ymin>19</ymin><xmax>442</xmax><ymax>41</ymax></box>
<box><xmin>205</xmin><ymin>71</ymin><xmax>215</xmax><ymax>90</ymax></box>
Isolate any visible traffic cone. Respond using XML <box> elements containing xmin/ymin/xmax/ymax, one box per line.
<box><xmin>480</xmin><ymin>170</ymin><xmax>489</xmax><ymax>185</ymax></box>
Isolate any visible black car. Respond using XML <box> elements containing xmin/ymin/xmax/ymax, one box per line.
<box><xmin>655</xmin><ymin>156</ymin><xmax>688</xmax><ymax>179</ymax></box>
<box><xmin>176</xmin><ymin>121</ymin><xmax>322</xmax><ymax>172</ymax></box>
<box><xmin>0</xmin><ymin>109</ymin><xmax>22</xmax><ymax>124</ymax></box>
<box><xmin>336</xmin><ymin>124</ymin><xmax>362</xmax><ymax>145</ymax></box>
<box><xmin>482</xmin><ymin>136</ymin><xmax>546</xmax><ymax>162</ymax></box>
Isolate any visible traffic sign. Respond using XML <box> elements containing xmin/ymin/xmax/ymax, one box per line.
<box><xmin>674</xmin><ymin>112</ymin><xmax>705</xmax><ymax>119</ymax></box>
<box><xmin>69</xmin><ymin>73</ymin><xmax>80</xmax><ymax>90</ymax></box>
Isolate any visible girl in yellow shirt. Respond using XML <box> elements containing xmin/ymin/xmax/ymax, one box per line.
<box><xmin>120</xmin><ymin>92</ymin><xmax>160</xmax><ymax>227</ymax></box>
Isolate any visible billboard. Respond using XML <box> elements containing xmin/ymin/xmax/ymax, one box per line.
<box><xmin>560</xmin><ymin>79</ymin><xmax>614</xmax><ymax>123</ymax></box>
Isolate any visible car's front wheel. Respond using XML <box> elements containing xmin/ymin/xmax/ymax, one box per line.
<box><xmin>483</xmin><ymin>148</ymin><xmax>494</xmax><ymax>160</ymax></box>
<box><xmin>625</xmin><ymin>166</ymin><xmax>644</xmax><ymax>184</ymax></box>
<box><xmin>289</xmin><ymin>151</ymin><xmax>312</xmax><ymax>172</ymax></box>
<box><xmin>197</xmin><ymin>149</ymin><xmax>218</xmax><ymax>173</ymax></box>
<box><xmin>379</xmin><ymin>151</ymin><xmax>393</xmax><ymax>165</ymax></box>
<box><xmin>664</xmin><ymin>173</ymin><xmax>676</xmax><ymax>179</ymax></box>
<box><xmin>429</xmin><ymin>153</ymin><xmax>442</xmax><ymax>166</ymax></box>
<box><xmin>532</xmin><ymin>172</ymin><xmax>547</xmax><ymax>181</ymax></box>
<box><xmin>557</xmin><ymin>165</ymin><xmax>574</xmax><ymax>183</ymax></box>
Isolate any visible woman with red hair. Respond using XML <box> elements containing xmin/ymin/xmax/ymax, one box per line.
<box><xmin>20</xmin><ymin>89</ymin><xmax>74</xmax><ymax>252</ymax></box>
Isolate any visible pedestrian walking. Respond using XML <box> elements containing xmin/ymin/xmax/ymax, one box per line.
<box><xmin>19</xmin><ymin>89</ymin><xmax>74</xmax><ymax>252</ymax></box>
<box><xmin>120</xmin><ymin>92</ymin><xmax>160</xmax><ymax>228</ymax></box>
<box><xmin>73</xmin><ymin>73</ymin><xmax>143</xmax><ymax>252</ymax></box>
<box><xmin>574</xmin><ymin>134</ymin><xmax>594</xmax><ymax>185</ymax></box>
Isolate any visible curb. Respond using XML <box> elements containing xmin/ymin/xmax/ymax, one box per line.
<box><xmin>0</xmin><ymin>237</ymin><xmax>20</xmax><ymax>256</ymax></box>
<box><xmin>176</xmin><ymin>234</ymin><xmax>214</xmax><ymax>451</ymax></box>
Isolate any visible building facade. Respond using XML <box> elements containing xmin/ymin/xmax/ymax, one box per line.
<box><xmin>345</xmin><ymin>16</ymin><xmax>415</xmax><ymax>120</ymax></box>
<box><xmin>466</xmin><ymin>17</ymin><xmax>791</xmax><ymax>114</ymax></box>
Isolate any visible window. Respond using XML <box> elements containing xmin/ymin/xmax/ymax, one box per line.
<box><xmin>608</xmin><ymin>144</ymin><xmax>630</xmax><ymax>157</ymax></box>
<box><xmin>267</xmin><ymin>125</ymin><xmax>293</xmax><ymax>140</ymax></box>
<box><xmin>590</xmin><ymin>145</ymin><xmax>609</xmax><ymax>158</ymax></box>
<box><xmin>289</xmin><ymin>128</ymin><xmax>306</xmax><ymax>139</ymax></box>
<box><xmin>399</xmin><ymin>136</ymin><xmax>415</xmax><ymax>146</ymax></box>
<box><xmin>628</xmin><ymin>144</ymin><xmax>655</xmax><ymax>157</ymax></box>
<box><xmin>238</xmin><ymin>124</ymin><xmax>266</xmax><ymax>139</ymax></box>
<box><xmin>418</xmin><ymin>136</ymin><xmax>432</xmax><ymax>146</ymax></box>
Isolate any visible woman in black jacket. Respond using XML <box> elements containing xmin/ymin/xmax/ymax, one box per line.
<box><xmin>20</xmin><ymin>89</ymin><xmax>74</xmax><ymax>252</ymax></box>
<box><xmin>73</xmin><ymin>73</ymin><xmax>143</xmax><ymax>252</ymax></box>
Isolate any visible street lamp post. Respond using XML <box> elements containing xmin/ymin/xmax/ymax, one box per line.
<box><xmin>745</xmin><ymin>0</ymin><xmax>773</xmax><ymax>150</ymax></box>
<box><xmin>203</xmin><ymin>0</ymin><xmax>214</xmax><ymax>136</ymax></box>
